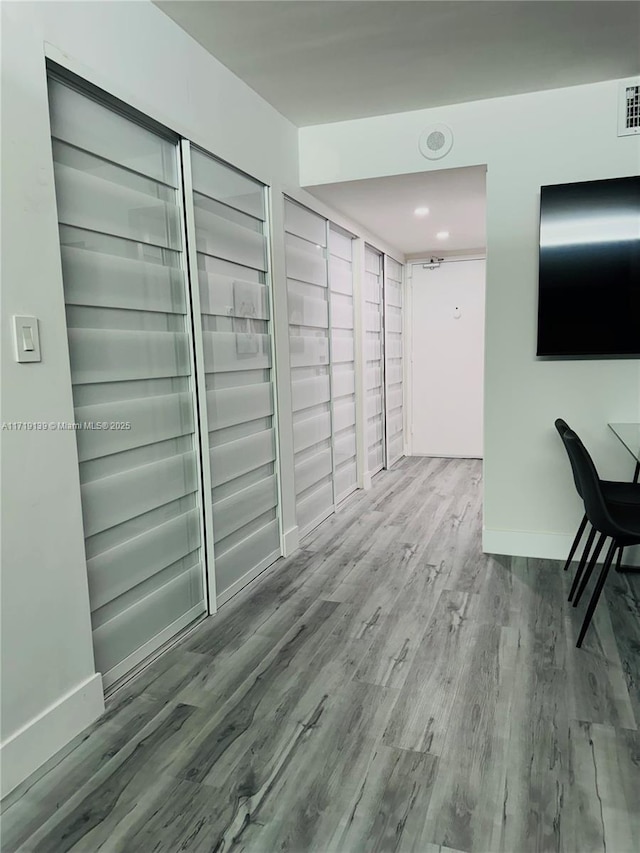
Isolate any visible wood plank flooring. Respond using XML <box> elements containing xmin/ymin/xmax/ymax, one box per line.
<box><xmin>3</xmin><ymin>457</ymin><xmax>639</xmax><ymax>853</ymax></box>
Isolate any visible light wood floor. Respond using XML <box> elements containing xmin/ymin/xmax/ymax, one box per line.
<box><xmin>3</xmin><ymin>457</ymin><xmax>639</xmax><ymax>853</ymax></box>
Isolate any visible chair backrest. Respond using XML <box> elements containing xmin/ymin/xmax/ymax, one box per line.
<box><xmin>562</xmin><ymin>429</ymin><xmax>618</xmax><ymax>536</ymax></box>
<box><xmin>555</xmin><ymin>418</ymin><xmax>583</xmax><ymax>498</ymax></box>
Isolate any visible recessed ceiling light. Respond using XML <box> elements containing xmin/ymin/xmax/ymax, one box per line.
<box><xmin>436</xmin><ymin>231</ymin><xmax>450</xmax><ymax>240</ymax></box>
<box><xmin>414</xmin><ymin>207</ymin><xmax>430</xmax><ymax>216</ymax></box>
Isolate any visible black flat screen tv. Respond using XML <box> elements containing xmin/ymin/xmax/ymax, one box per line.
<box><xmin>537</xmin><ymin>175</ymin><xmax>640</xmax><ymax>357</ymax></box>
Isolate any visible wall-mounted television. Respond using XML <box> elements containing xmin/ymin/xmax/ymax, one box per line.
<box><xmin>537</xmin><ymin>175</ymin><xmax>639</xmax><ymax>358</ymax></box>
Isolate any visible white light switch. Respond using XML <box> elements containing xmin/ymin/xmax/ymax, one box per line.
<box><xmin>22</xmin><ymin>326</ymin><xmax>35</xmax><ymax>351</ymax></box>
<box><xmin>13</xmin><ymin>316</ymin><xmax>41</xmax><ymax>363</ymax></box>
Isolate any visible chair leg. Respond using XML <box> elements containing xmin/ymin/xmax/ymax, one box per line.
<box><xmin>615</xmin><ymin>546</ymin><xmax>624</xmax><ymax>573</ymax></box>
<box><xmin>572</xmin><ymin>532</ymin><xmax>607</xmax><ymax>607</ymax></box>
<box><xmin>568</xmin><ymin>526</ymin><xmax>597</xmax><ymax>603</ymax></box>
<box><xmin>563</xmin><ymin>514</ymin><xmax>588</xmax><ymax>572</ymax></box>
<box><xmin>576</xmin><ymin>539</ymin><xmax>618</xmax><ymax>648</ymax></box>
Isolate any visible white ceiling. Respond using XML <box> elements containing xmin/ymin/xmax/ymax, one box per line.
<box><xmin>156</xmin><ymin>1</ymin><xmax>640</xmax><ymax>127</ymax></box>
<box><xmin>155</xmin><ymin>1</ymin><xmax>635</xmax><ymax>257</ymax></box>
<box><xmin>308</xmin><ymin>166</ymin><xmax>487</xmax><ymax>255</ymax></box>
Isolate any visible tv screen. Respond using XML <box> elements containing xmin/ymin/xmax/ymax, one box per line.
<box><xmin>537</xmin><ymin>175</ymin><xmax>640</xmax><ymax>357</ymax></box>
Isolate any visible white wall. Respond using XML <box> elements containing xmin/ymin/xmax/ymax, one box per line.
<box><xmin>408</xmin><ymin>260</ymin><xmax>485</xmax><ymax>458</ymax></box>
<box><xmin>0</xmin><ymin>0</ymin><xmax>404</xmax><ymax>798</ymax></box>
<box><xmin>300</xmin><ymin>80</ymin><xmax>640</xmax><ymax>561</ymax></box>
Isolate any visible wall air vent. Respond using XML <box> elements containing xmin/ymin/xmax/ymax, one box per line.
<box><xmin>419</xmin><ymin>123</ymin><xmax>453</xmax><ymax>160</ymax></box>
<box><xmin>618</xmin><ymin>79</ymin><xmax>640</xmax><ymax>136</ymax></box>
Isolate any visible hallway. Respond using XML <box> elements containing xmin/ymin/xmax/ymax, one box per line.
<box><xmin>3</xmin><ymin>457</ymin><xmax>639</xmax><ymax>852</ymax></box>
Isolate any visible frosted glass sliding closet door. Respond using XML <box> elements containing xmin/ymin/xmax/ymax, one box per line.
<box><xmin>187</xmin><ymin>148</ymin><xmax>280</xmax><ymax>605</ymax></box>
<box><xmin>329</xmin><ymin>225</ymin><xmax>358</xmax><ymax>502</ymax></box>
<box><xmin>48</xmin><ymin>76</ymin><xmax>206</xmax><ymax>689</ymax></box>
<box><xmin>285</xmin><ymin>199</ymin><xmax>334</xmax><ymax>537</ymax></box>
<box><xmin>364</xmin><ymin>245</ymin><xmax>386</xmax><ymax>476</ymax></box>
<box><xmin>384</xmin><ymin>257</ymin><xmax>404</xmax><ymax>467</ymax></box>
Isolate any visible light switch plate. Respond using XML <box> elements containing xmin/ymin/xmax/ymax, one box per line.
<box><xmin>13</xmin><ymin>315</ymin><xmax>41</xmax><ymax>363</ymax></box>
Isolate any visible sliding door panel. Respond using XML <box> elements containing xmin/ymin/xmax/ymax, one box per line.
<box><xmin>329</xmin><ymin>226</ymin><xmax>358</xmax><ymax>502</ymax></box>
<box><xmin>209</xmin><ymin>429</ymin><xmax>276</xmax><ymax>488</ymax></box>
<box><xmin>189</xmin><ymin>148</ymin><xmax>280</xmax><ymax>603</ymax></box>
<box><xmin>48</xmin><ymin>77</ymin><xmax>206</xmax><ymax>688</ymax></box>
<box><xmin>365</xmin><ymin>245</ymin><xmax>385</xmax><ymax>475</ymax></box>
<box><xmin>385</xmin><ymin>257</ymin><xmax>404</xmax><ymax>467</ymax></box>
<box><xmin>285</xmin><ymin>199</ymin><xmax>334</xmax><ymax>537</ymax></box>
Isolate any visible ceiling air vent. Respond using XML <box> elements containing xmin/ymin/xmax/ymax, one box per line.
<box><xmin>618</xmin><ymin>79</ymin><xmax>640</xmax><ymax>136</ymax></box>
<box><xmin>419</xmin><ymin>123</ymin><xmax>453</xmax><ymax>160</ymax></box>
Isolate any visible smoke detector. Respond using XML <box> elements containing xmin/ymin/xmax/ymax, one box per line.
<box><xmin>618</xmin><ymin>78</ymin><xmax>640</xmax><ymax>136</ymax></box>
<box><xmin>419</xmin><ymin>124</ymin><xmax>454</xmax><ymax>160</ymax></box>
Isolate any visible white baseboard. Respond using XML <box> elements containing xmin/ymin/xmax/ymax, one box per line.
<box><xmin>483</xmin><ymin>528</ymin><xmax>640</xmax><ymax>567</ymax></box>
<box><xmin>282</xmin><ymin>525</ymin><xmax>300</xmax><ymax>557</ymax></box>
<box><xmin>1</xmin><ymin>673</ymin><xmax>104</xmax><ymax>800</ymax></box>
<box><xmin>410</xmin><ymin>452</ymin><xmax>483</xmax><ymax>459</ymax></box>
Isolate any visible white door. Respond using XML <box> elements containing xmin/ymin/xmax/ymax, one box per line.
<box><xmin>409</xmin><ymin>259</ymin><xmax>485</xmax><ymax>457</ymax></box>
<box><xmin>285</xmin><ymin>199</ymin><xmax>334</xmax><ymax>537</ymax></box>
<box><xmin>329</xmin><ymin>225</ymin><xmax>358</xmax><ymax>503</ymax></box>
<box><xmin>48</xmin><ymin>77</ymin><xmax>207</xmax><ymax>689</ymax></box>
<box><xmin>384</xmin><ymin>257</ymin><xmax>404</xmax><ymax>467</ymax></box>
<box><xmin>188</xmin><ymin>147</ymin><xmax>281</xmax><ymax>606</ymax></box>
<box><xmin>364</xmin><ymin>245</ymin><xmax>385</xmax><ymax>475</ymax></box>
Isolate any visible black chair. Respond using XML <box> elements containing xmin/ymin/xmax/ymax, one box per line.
<box><xmin>561</xmin><ymin>429</ymin><xmax>640</xmax><ymax>647</ymax></box>
<box><xmin>555</xmin><ymin>418</ymin><xmax>640</xmax><ymax>604</ymax></box>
